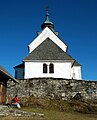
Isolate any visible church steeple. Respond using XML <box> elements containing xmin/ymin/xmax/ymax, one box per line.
<box><xmin>45</xmin><ymin>6</ymin><xmax>50</xmax><ymax>22</ymax></box>
<box><xmin>41</xmin><ymin>7</ymin><xmax>54</xmax><ymax>30</ymax></box>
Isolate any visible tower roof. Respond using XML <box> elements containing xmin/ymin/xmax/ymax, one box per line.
<box><xmin>41</xmin><ymin>7</ymin><xmax>54</xmax><ymax>30</ymax></box>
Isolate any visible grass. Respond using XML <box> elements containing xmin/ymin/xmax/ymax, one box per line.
<box><xmin>19</xmin><ymin>96</ymin><xmax>97</xmax><ymax>113</ymax></box>
<box><xmin>22</xmin><ymin>107</ymin><xmax>97</xmax><ymax>120</ymax></box>
<box><xmin>0</xmin><ymin>107</ymin><xmax>97</xmax><ymax>120</ymax></box>
<box><xmin>1</xmin><ymin>97</ymin><xmax>97</xmax><ymax>120</ymax></box>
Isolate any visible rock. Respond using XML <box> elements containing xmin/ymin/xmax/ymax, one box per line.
<box><xmin>0</xmin><ymin>105</ymin><xmax>44</xmax><ymax>117</ymax></box>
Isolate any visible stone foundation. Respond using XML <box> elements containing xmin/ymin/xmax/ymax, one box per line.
<box><xmin>7</xmin><ymin>78</ymin><xmax>97</xmax><ymax>101</ymax></box>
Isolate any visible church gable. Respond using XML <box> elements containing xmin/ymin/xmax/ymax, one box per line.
<box><xmin>28</xmin><ymin>27</ymin><xmax>68</xmax><ymax>53</ymax></box>
<box><xmin>23</xmin><ymin>38</ymin><xmax>74</xmax><ymax>61</ymax></box>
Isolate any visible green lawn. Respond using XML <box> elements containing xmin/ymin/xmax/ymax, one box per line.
<box><xmin>22</xmin><ymin>107</ymin><xmax>97</xmax><ymax>120</ymax></box>
<box><xmin>0</xmin><ymin>107</ymin><xmax>97</xmax><ymax>120</ymax></box>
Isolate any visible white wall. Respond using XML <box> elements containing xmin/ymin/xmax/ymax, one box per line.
<box><xmin>24</xmin><ymin>61</ymin><xmax>72</xmax><ymax>79</ymax></box>
<box><xmin>71</xmin><ymin>66</ymin><xmax>82</xmax><ymax>80</ymax></box>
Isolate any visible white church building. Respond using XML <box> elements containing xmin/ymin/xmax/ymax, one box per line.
<box><xmin>14</xmin><ymin>9</ymin><xmax>82</xmax><ymax>80</ymax></box>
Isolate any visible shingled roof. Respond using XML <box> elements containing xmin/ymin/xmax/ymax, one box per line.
<box><xmin>0</xmin><ymin>66</ymin><xmax>18</xmax><ymax>83</ymax></box>
<box><xmin>23</xmin><ymin>38</ymin><xmax>74</xmax><ymax>61</ymax></box>
<box><xmin>73</xmin><ymin>61</ymin><xmax>81</xmax><ymax>66</ymax></box>
<box><xmin>14</xmin><ymin>63</ymin><xmax>24</xmax><ymax>68</ymax></box>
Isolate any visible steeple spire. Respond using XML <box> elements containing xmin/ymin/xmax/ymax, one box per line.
<box><xmin>41</xmin><ymin>7</ymin><xmax>54</xmax><ymax>30</ymax></box>
<box><xmin>45</xmin><ymin>6</ymin><xmax>50</xmax><ymax>22</ymax></box>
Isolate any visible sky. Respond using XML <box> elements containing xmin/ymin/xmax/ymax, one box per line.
<box><xmin>0</xmin><ymin>0</ymin><xmax>97</xmax><ymax>80</ymax></box>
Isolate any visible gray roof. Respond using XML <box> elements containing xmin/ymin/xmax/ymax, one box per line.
<box><xmin>14</xmin><ymin>63</ymin><xmax>24</xmax><ymax>68</ymax></box>
<box><xmin>23</xmin><ymin>38</ymin><xmax>75</xmax><ymax>61</ymax></box>
<box><xmin>0</xmin><ymin>66</ymin><xmax>19</xmax><ymax>83</ymax></box>
<box><xmin>73</xmin><ymin>61</ymin><xmax>81</xmax><ymax>66</ymax></box>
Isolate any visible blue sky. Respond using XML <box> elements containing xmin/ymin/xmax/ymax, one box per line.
<box><xmin>0</xmin><ymin>0</ymin><xmax>97</xmax><ymax>80</ymax></box>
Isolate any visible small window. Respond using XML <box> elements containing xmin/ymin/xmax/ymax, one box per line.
<box><xmin>43</xmin><ymin>63</ymin><xmax>47</xmax><ymax>73</ymax></box>
<box><xmin>49</xmin><ymin>63</ymin><xmax>54</xmax><ymax>73</ymax></box>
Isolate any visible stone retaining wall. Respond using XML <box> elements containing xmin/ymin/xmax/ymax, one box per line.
<box><xmin>7</xmin><ymin>78</ymin><xmax>97</xmax><ymax>101</ymax></box>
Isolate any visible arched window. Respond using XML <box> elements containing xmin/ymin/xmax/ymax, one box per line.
<box><xmin>43</xmin><ymin>63</ymin><xmax>47</xmax><ymax>73</ymax></box>
<box><xmin>49</xmin><ymin>63</ymin><xmax>54</xmax><ymax>73</ymax></box>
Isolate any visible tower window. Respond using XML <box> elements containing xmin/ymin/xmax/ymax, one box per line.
<box><xmin>43</xmin><ymin>63</ymin><xmax>47</xmax><ymax>73</ymax></box>
<box><xmin>49</xmin><ymin>63</ymin><xmax>54</xmax><ymax>73</ymax></box>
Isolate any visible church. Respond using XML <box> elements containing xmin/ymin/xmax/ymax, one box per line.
<box><xmin>14</xmin><ymin>8</ymin><xmax>82</xmax><ymax>80</ymax></box>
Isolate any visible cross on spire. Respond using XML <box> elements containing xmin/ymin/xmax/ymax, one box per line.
<box><xmin>45</xmin><ymin>6</ymin><xmax>50</xmax><ymax>22</ymax></box>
